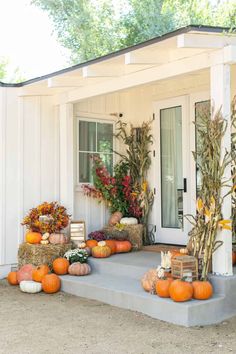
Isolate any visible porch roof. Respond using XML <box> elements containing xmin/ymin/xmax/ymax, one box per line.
<box><xmin>2</xmin><ymin>25</ymin><xmax>236</xmax><ymax>103</ymax></box>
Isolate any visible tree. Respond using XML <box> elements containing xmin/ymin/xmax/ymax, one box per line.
<box><xmin>32</xmin><ymin>0</ymin><xmax>236</xmax><ymax>64</ymax></box>
<box><xmin>0</xmin><ymin>58</ymin><xmax>8</xmax><ymax>81</ymax></box>
<box><xmin>0</xmin><ymin>57</ymin><xmax>25</xmax><ymax>83</ymax></box>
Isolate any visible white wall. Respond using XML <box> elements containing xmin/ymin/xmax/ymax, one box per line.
<box><xmin>0</xmin><ymin>90</ymin><xmax>59</xmax><ymax>274</ymax></box>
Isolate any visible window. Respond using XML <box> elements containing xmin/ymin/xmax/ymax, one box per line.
<box><xmin>78</xmin><ymin>119</ymin><xmax>114</xmax><ymax>183</ymax></box>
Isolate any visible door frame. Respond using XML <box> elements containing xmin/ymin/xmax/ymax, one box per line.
<box><xmin>153</xmin><ymin>95</ymin><xmax>190</xmax><ymax>245</ymax></box>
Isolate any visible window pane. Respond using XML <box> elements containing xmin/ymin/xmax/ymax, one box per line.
<box><xmin>100</xmin><ymin>154</ymin><xmax>113</xmax><ymax>176</ymax></box>
<box><xmin>79</xmin><ymin>152</ymin><xmax>94</xmax><ymax>183</ymax></box>
<box><xmin>97</xmin><ymin>123</ymin><xmax>113</xmax><ymax>153</ymax></box>
<box><xmin>79</xmin><ymin>121</ymin><xmax>96</xmax><ymax>151</ymax></box>
<box><xmin>160</xmin><ymin>106</ymin><xmax>183</xmax><ymax>229</ymax></box>
<box><xmin>195</xmin><ymin>101</ymin><xmax>210</xmax><ymax>196</ymax></box>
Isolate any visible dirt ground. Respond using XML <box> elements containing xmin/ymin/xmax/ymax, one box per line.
<box><xmin>0</xmin><ymin>280</ymin><xmax>236</xmax><ymax>354</ymax></box>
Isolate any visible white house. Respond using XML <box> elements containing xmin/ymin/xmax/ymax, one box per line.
<box><xmin>1</xmin><ymin>25</ymin><xmax>236</xmax><ymax>279</ymax></box>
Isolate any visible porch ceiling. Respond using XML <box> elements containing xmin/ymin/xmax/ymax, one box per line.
<box><xmin>16</xmin><ymin>28</ymin><xmax>236</xmax><ymax>103</ymax></box>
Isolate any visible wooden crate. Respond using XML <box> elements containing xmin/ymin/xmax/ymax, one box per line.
<box><xmin>171</xmin><ymin>255</ymin><xmax>198</xmax><ymax>281</ymax></box>
<box><xmin>70</xmin><ymin>221</ymin><xmax>86</xmax><ymax>246</ymax></box>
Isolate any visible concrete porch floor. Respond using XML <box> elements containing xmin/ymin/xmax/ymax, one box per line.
<box><xmin>60</xmin><ymin>251</ymin><xmax>236</xmax><ymax>327</ymax></box>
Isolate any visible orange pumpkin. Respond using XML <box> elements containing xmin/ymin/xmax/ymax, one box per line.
<box><xmin>105</xmin><ymin>240</ymin><xmax>117</xmax><ymax>254</ymax></box>
<box><xmin>26</xmin><ymin>232</ymin><xmax>42</xmax><ymax>244</ymax></box>
<box><xmin>232</xmin><ymin>251</ymin><xmax>236</xmax><ymax>266</ymax></box>
<box><xmin>92</xmin><ymin>241</ymin><xmax>111</xmax><ymax>258</ymax></box>
<box><xmin>192</xmin><ymin>280</ymin><xmax>213</xmax><ymax>300</ymax></box>
<box><xmin>169</xmin><ymin>279</ymin><xmax>193</xmax><ymax>302</ymax></box>
<box><xmin>32</xmin><ymin>264</ymin><xmax>50</xmax><ymax>282</ymax></box>
<box><xmin>17</xmin><ymin>264</ymin><xmax>34</xmax><ymax>283</ymax></box>
<box><xmin>141</xmin><ymin>269</ymin><xmax>158</xmax><ymax>292</ymax></box>
<box><xmin>155</xmin><ymin>278</ymin><xmax>173</xmax><ymax>298</ymax></box>
<box><xmin>7</xmin><ymin>271</ymin><xmax>19</xmax><ymax>285</ymax></box>
<box><xmin>52</xmin><ymin>258</ymin><xmax>69</xmax><ymax>275</ymax></box>
<box><xmin>86</xmin><ymin>240</ymin><xmax>98</xmax><ymax>249</ymax></box>
<box><xmin>115</xmin><ymin>240</ymin><xmax>132</xmax><ymax>253</ymax></box>
<box><xmin>42</xmin><ymin>274</ymin><xmax>61</xmax><ymax>294</ymax></box>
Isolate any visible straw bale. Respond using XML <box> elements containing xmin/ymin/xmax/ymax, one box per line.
<box><xmin>103</xmin><ymin>224</ymin><xmax>143</xmax><ymax>251</ymax></box>
<box><xmin>18</xmin><ymin>242</ymin><xmax>73</xmax><ymax>269</ymax></box>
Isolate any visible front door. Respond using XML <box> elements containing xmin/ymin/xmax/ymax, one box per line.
<box><xmin>154</xmin><ymin>96</ymin><xmax>190</xmax><ymax>245</ymax></box>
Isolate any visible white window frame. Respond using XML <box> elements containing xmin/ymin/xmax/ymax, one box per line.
<box><xmin>76</xmin><ymin>116</ymin><xmax>116</xmax><ymax>187</ymax></box>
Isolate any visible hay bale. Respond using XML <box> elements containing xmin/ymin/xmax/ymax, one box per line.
<box><xmin>18</xmin><ymin>243</ymin><xmax>73</xmax><ymax>270</ymax></box>
<box><xmin>103</xmin><ymin>224</ymin><xmax>143</xmax><ymax>251</ymax></box>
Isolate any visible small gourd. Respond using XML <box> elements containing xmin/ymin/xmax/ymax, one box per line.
<box><xmin>42</xmin><ymin>232</ymin><xmax>50</xmax><ymax>240</ymax></box>
<box><xmin>40</xmin><ymin>240</ymin><xmax>49</xmax><ymax>245</ymax></box>
<box><xmin>120</xmin><ymin>217</ymin><xmax>138</xmax><ymax>225</ymax></box>
<box><xmin>79</xmin><ymin>243</ymin><xmax>91</xmax><ymax>256</ymax></box>
<box><xmin>79</xmin><ymin>242</ymin><xmax>87</xmax><ymax>249</ymax></box>
<box><xmin>20</xmin><ymin>280</ymin><xmax>42</xmax><ymax>293</ymax></box>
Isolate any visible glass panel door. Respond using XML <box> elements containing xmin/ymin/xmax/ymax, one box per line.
<box><xmin>155</xmin><ymin>96</ymin><xmax>189</xmax><ymax>245</ymax></box>
<box><xmin>160</xmin><ymin>106</ymin><xmax>183</xmax><ymax>229</ymax></box>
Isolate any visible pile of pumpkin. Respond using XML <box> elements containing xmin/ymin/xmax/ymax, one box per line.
<box><xmin>6</xmin><ymin>256</ymin><xmax>91</xmax><ymax>294</ymax></box>
<box><xmin>141</xmin><ymin>268</ymin><xmax>213</xmax><ymax>302</ymax></box>
<box><xmin>25</xmin><ymin>231</ymin><xmax>68</xmax><ymax>245</ymax></box>
<box><xmin>84</xmin><ymin>239</ymin><xmax>132</xmax><ymax>258</ymax></box>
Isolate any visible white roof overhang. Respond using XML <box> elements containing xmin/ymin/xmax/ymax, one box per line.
<box><xmin>14</xmin><ymin>27</ymin><xmax>236</xmax><ymax>103</ymax></box>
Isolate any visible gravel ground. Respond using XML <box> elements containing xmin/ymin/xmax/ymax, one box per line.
<box><xmin>0</xmin><ymin>279</ymin><xmax>236</xmax><ymax>354</ymax></box>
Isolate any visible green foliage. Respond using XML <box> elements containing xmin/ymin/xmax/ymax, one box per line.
<box><xmin>0</xmin><ymin>58</ymin><xmax>8</xmax><ymax>81</ymax></box>
<box><xmin>32</xmin><ymin>0</ymin><xmax>236</xmax><ymax>64</ymax></box>
<box><xmin>0</xmin><ymin>57</ymin><xmax>25</xmax><ymax>83</ymax></box>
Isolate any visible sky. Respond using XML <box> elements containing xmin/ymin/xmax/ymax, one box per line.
<box><xmin>0</xmin><ymin>0</ymin><xmax>69</xmax><ymax>82</ymax></box>
<box><xmin>0</xmin><ymin>0</ymin><xmax>228</xmax><ymax>82</ymax></box>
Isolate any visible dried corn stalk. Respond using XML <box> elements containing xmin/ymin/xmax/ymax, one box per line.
<box><xmin>187</xmin><ymin>100</ymin><xmax>236</xmax><ymax>280</ymax></box>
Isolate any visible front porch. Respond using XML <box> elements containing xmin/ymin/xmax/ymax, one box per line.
<box><xmin>60</xmin><ymin>251</ymin><xmax>236</xmax><ymax>327</ymax></box>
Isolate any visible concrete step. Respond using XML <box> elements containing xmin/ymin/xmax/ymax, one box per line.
<box><xmin>60</xmin><ymin>272</ymin><xmax>226</xmax><ymax>327</ymax></box>
<box><xmin>87</xmin><ymin>251</ymin><xmax>161</xmax><ymax>280</ymax></box>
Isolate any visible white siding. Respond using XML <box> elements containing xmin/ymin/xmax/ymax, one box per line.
<box><xmin>0</xmin><ymin>91</ymin><xmax>59</xmax><ymax>268</ymax></box>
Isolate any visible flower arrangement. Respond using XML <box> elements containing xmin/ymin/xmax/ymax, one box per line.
<box><xmin>22</xmin><ymin>202</ymin><xmax>70</xmax><ymax>234</ymax></box>
<box><xmin>64</xmin><ymin>249</ymin><xmax>89</xmax><ymax>264</ymax></box>
<box><xmin>82</xmin><ymin>120</ymin><xmax>154</xmax><ymax>244</ymax></box>
<box><xmin>83</xmin><ymin>157</ymin><xmax>142</xmax><ymax>217</ymax></box>
<box><xmin>88</xmin><ymin>230</ymin><xmax>106</xmax><ymax>242</ymax></box>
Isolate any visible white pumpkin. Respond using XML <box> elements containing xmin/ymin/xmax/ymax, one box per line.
<box><xmin>20</xmin><ymin>280</ymin><xmax>42</xmax><ymax>293</ymax></box>
<box><xmin>120</xmin><ymin>217</ymin><xmax>138</xmax><ymax>225</ymax></box>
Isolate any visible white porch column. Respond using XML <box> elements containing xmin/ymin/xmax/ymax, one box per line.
<box><xmin>59</xmin><ymin>103</ymin><xmax>74</xmax><ymax>216</ymax></box>
<box><xmin>210</xmin><ymin>63</ymin><xmax>233</xmax><ymax>275</ymax></box>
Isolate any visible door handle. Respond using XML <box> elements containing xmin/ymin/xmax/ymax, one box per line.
<box><xmin>183</xmin><ymin>178</ymin><xmax>187</xmax><ymax>193</ymax></box>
